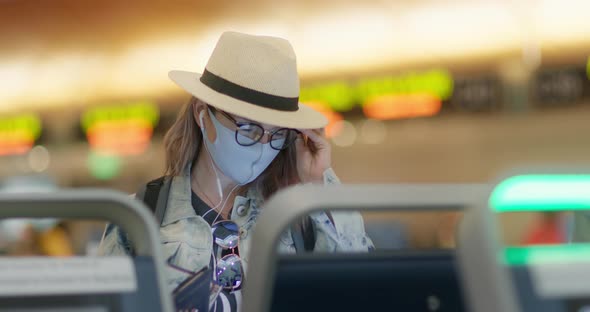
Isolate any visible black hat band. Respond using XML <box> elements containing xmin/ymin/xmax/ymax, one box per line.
<box><xmin>200</xmin><ymin>69</ymin><xmax>299</xmax><ymax>112</ymax></box>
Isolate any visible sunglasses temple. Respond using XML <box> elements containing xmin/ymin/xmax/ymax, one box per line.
<box><xmin>211</xmin><ymin>250</ymin><xmax>218</xmax><ymax>283</ymax></box>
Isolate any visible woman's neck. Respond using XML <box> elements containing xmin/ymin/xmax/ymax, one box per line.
<box><xmin>191</xmin><ymin>147</ymin><xmax>238</xmax><ymax>217</ymax></box>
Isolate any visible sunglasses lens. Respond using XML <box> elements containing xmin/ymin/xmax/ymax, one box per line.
<box><xmin>212</xmin><ymin>221</ymin><xmax>239</xmax><ymax>249</ymax></box>
<box><xmin>216</xmin><ymin>254</ymin><xmax>243</xmax><ymax>290</ymax></box>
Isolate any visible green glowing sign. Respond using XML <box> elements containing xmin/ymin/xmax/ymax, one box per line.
<box><xmin>81</xmin><ymin>101</ymin><xmax>159</xmax><ymax>133</ymax></box>
<box><xmin>503</xmin><ymin>245</ymin><xmax>590</xmax><ymax>265</ymax></box>
<box><xmin>88</xmin><ymin>152</ymin><xmax>122</xmax><ymax>180</ymax></box>
<box><xmin>300</xmin><ymin>69</ymin><xmax>453</xmax><ymax>112</ymax></box>
<box><xmin>490</xmin><ymin>175</ymin><xmax>590</xmax><ymax>212</ymax></box>
<box><xmin>356</xmin><ymin>69</ymin><xmax>453</xmax><ymax>104</ymax></box>
<box><xmin>300</xmin><ymin>82</ymin><xmax>356</xmax><ymax>112</ymax></box>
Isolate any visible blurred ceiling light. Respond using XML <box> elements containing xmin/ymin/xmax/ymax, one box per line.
<box><xmin>293</xmin><ymin>7</ymin><xmax>395</xmax><ymax>75</ymax></box>
<box><xmin>0</xmin><ymin>59</ymin><xmax>34</xmax><ymax>101</ymax></box>
<box><xmin>302</xmin><ymin>101</ymin><xmax>343</xmax><ymax>138</ymax></box>
<box><xmin>300</xmin><ymin>81</ymin><xmax>356</xmax><ymax>112</ymax></box>
<box><xmin>108</xmin><ymin>38</ymin><xmax>203</xmax><ymax>96</ymax></box>
<box><xmin>490</xmin><ymin>174</ymin><xmax>590</xmax><ymax>212</ymax></box>
<box><xmin>300</xmin><ymin>69</ymin><xmax>453</xmax><ymax>116</ymax></box>
<box><xmin>399</xmin><ymin>2</ymin><xmax>520</xmax><ymax>58</ymax></box>
<box><xmin>233</xmin><ymin>21</ymin><xmax>292</xmax><ymax>40</ymax></box>
<box><xmin>0</xmin><ymin>113</ymin><xmax>41</xmax><ymax>156</ymax></box>
<box><xmin>82</xmin><ymin>101</ymin><xmax>159</xmax><ymax>156</ymax></box>
<box><xmin>34</xmin><ymin>55</ymin><xmax>87</xmax><ymax>99</ymax></box>
<box><xmin>0</xmin><ymin>1</ymin><xmax>590</xmax><ymax>113</ymax></box>
<box><xmin>27</xmin><ymin>145</ymin><xmax>50</xmax><ymax>172</ymax></box>
<box><xmin>363</xmin><ymin>93</ymin><xmax>442</xmax><ymax>120</ymax></box>
<box><xmin>331</xmin><ymin>120</ymin><xmax>357</xmax><ymax>147</ymax></box>
<box><xmin>356</xmin><ymin>70</ymin><xmax>453</xmax><ymax>103</ymax></box>
<box><xmin>534</xmin><ymin>0</ymin><xmax>590</xmax><ymax>45</ymax></box>
<box><xmin>88</xmin><ymin>151</ymin><xmax>122</xmax><ymax>180</ymax></box>
<box><xmin>87</xmin><ymin>120</ymin><xmax>153</xmax><ymax>156</ymax></box>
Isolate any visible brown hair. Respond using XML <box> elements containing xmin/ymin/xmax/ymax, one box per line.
<box><xmin>163</xmin><ymin>97</ymin><xmax>300</xmax><ymax>199</ymax></box>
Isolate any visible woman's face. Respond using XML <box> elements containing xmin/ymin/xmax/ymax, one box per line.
<box><xmin>195</xmin><ymin>102</ymin><xmax>297</xmax><ymax>184</ymax></box>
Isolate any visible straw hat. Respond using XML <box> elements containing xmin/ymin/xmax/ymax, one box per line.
<box><xmin>168</xmin><ymin>31</ymin><xmax>327</xmax><ymax>129</ymax></box>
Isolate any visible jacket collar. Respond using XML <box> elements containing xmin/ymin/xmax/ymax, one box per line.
<box><xmin>160</xmin><ymin>163</ymin><xmax>260</xmax><ymax>227</ymax></box>
<box><xmin>161</xmin><ymin>164</ymin><xmax>197</xmax><ymax>227</ymax></box>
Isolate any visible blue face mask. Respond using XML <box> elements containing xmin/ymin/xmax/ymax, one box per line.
<box><xmin>202</xmin><ymin>109</ymin><xmax>283</xmax><ymax>184</ymax></box>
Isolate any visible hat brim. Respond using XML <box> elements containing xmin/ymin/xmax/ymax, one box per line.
<box><xmin>168</xmin><ymin>70</ymin><xmax>328</xmax><ymax>129</ymax></box>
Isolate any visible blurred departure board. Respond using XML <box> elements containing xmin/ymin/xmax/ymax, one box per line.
<box><xmin>300</xmin><ymin>69</ymin><xmax>453</xmax><ymax>120</ymax></box>
<box><xmin>451</xmin><ymin>77</ymin><xmax>501</xmax><ymax>112</ymax></box>
<box><xmin>534</xmin><ymin>68</ymin><xmax>585</xmax><ymax>107</ymax></box>
<box><xmin>80</xmin><ymin>101</ymin><xmax>159</xmax><ymax>156</ymax></box>
<box><xmin>0</xmin><ymin>114</ymin><xmax>42</xmax><ymax>156</ymax></box>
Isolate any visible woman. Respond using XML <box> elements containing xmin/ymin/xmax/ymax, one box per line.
<box><xmin>100</xmin><ymin>31</ymin><xmax>373</xmax><ymax>311</ymax></box>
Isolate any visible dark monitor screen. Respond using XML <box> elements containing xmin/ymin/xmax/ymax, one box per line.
<box><xmin>0</xmin><ymin>256</ymin><xmax>162</xmax><ymax>312</ymax></box>
<box><xmin>271</xmin><ymin>250</ymin><xmax>465</xmax><ymax>312</ymax></box>
<box><xmin>510</xmin><ymin>265</ymin><xmax>590</xmax><ymax>312</ymax></box>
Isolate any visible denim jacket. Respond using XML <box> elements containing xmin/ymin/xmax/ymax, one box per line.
<box><xmin>99</xmin><ymin>167</ymin><xmax>373</xmax><ymax>289</ymax></box>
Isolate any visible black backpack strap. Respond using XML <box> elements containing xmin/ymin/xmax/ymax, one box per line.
<box><xmin>291</xmin><ymin>220</ymin><xmax>306</xmax><ymax>253</ymax></box>
<box><xmin>291</xmin><ymin>211</ymin><xmax>335</xmax><ymax>253</ymax></box>
<box><xmin>137</xmin><ymin>176</ymin><xmax>172</xmax><ymax>226</ymax></box>
<box><xmin>291</xmin><ymin>215</ymin><xmax>316</xmax><ymax>253</ymax></box>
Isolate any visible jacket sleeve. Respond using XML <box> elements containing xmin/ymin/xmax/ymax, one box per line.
<box><xmin>323</xmin><ymin>167</ymin><xmax>341</xmax><ymax>185</ymax></box>
<box><xmin>98</xmin><ymin>192</ymin><xmax>144</xmax><ymax>256</ymax></box>
<box><xmin>320</xmin><ymin>168</ymin><xmax>375</xmax><ymax>251</ymax></box>
<box><xmin>97</xmin><ymin>223</ymin><xmax>133</xmax><ymax>256</ymax></box>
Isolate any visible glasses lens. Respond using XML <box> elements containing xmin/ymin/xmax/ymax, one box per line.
<box><xmin>270</xmin><ymin>129</ymin><xmax>297</xmax><ymax>150</ymax></box>
<box><xmin>236</xmin><ymin>123</ymin><xmax>264</xmax><ymax>146</ymax></box>
<box><xmin>212</xmin><ymin>221</ymin><xmax>239</xmax><ymax>249</ymax></box>
<box><xmin>216</xmin><ymin>254</ymin><xmax>243</xmax><ymax>290</ymax></box>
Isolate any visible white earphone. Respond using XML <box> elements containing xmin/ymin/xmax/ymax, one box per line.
<box><xmin>198</xmin><ymin>110</ymin><xmax>205</xmax><ymax>130</ymax></box>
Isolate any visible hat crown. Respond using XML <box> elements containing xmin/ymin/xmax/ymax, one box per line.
<box><xmin>204</xmin><ymin>32</ymin><xmax>300</xmax><ymax>98</ymax></box>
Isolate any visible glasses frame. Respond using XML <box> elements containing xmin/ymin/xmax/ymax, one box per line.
<box><xmin>209</xmin><ymin>106</ymin><xmax>300</xmax><ymax>150</ymax></box>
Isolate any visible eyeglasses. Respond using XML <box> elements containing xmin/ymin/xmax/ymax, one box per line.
<box><xmin>210</xmin><ymin>106</ymin><xmax>300</xmax><ymax>150</ymax></box>
<box><xmin>211</xmin><ymin>220</ymin><xmax>243</xmax><ymax>291</ymax></box>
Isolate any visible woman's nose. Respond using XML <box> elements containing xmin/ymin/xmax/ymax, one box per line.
<box><xmin>258</xmin><ymin>129</ymin><xmax>274</xmax><ymax>144</ymax></box>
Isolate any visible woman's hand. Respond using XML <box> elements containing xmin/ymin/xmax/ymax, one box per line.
<box><xmin>295</xmin><ymin>128</ymin><xmax>332</xmax><ymax>184</ymax></box>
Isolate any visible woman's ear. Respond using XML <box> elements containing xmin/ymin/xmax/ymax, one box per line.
<box><xmin>193</xmin><ymin>101</ymin><xmax>217</xmax><ymax>142</ymax></box>
<box><xmin>193</xmin><ymin>100</ymin><xmax>206</xmax><ymax>130</ymax></box>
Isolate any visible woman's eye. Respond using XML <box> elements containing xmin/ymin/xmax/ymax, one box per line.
<box><xmin>238</xmin><ymin>124</ymin><xmax>263</xmax><ymax>138</ymax></box>
<box><xmin>273</xmin><ymin>132</ymin><xmax>286</xmax><ymax>139</ymax></box>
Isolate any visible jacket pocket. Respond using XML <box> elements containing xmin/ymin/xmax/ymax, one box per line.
<box><xmin>162</xmin><ymin>241</ymin><xmax>211</xmax><ymax>289</ymax></box>
<box><xmin>163</xmin><ymin>241</ymin><xmax>210</xmax><ymax>272</ymax></box>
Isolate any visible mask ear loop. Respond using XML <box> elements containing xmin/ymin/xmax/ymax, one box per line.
<box><xmin>200</xmin><ymin>109</ymin><xmax>223</xmax><ymax>199</ymax></box>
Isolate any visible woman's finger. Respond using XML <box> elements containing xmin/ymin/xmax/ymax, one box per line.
<box><xmin>295</xmin><ymin>133</ymin><xmax>307</xmax><ymax>152</ymax></box>
<box><xmin>300</xmin><ymin>128</ymin><xmax>328</xmax><ymax>147</ymax></box>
